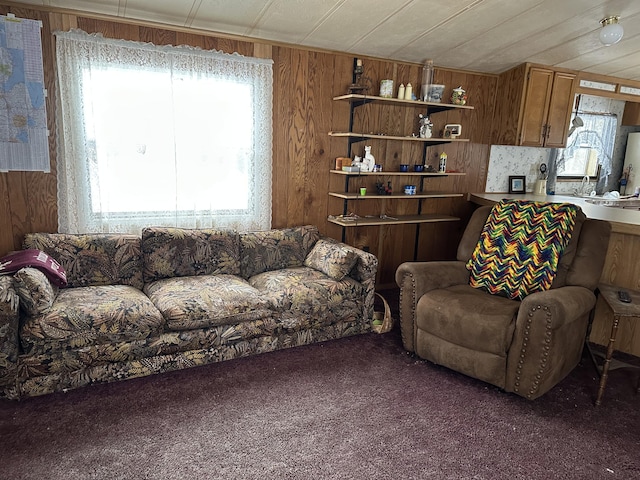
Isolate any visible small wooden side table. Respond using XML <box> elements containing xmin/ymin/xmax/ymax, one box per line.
<box><xmin>586</xmin><ymin>284</ymin><xmax>640</xmax><ymax>406</ymax></box>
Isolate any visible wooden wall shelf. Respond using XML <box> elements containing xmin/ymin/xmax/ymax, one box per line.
<box><xmin>333</xmin><ymin>94</ymin><xmax>474</xmax><ymax>113</ymax></box>
<box><xmin>328</xmin><ymin>214</ymin><xmax>460</xmax><ymax>228</ymax></box>
<box><xmin>329</xmin><ymin>192</ymin><xmax>464</xmax><ymax>200</ymax></box>
<box><xmin>328</xmin><ymin>131</ymin><xmax>470</xmax><ymax>144</ymax></box>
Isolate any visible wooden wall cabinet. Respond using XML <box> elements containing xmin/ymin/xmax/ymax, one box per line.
<box><xmin>492</xmin><ymin>64</ymin><xmax>576</xmax><ymax>148</ymax></box>
<box><xmin>622</xmin><ymin>101</ymin><xmax>640</xmax><ymax>126</ymax></box>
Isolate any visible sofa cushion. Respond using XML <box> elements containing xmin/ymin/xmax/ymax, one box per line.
<box><xmin>20</xmin><ymin>285</ymin><xmax>165</xmax><ymax>355</ymax></box>
<box><xmin>13</xmin><ymin>267</ymin><xmax>57</xmax><ymax>315</ymax></box>
<box><xmin>416</xmin><ymin>284</ymin><xmax>519</xmax><ymax>356</ymax></box>
<box><xmin>142</xmin><ymin>227</ymin><xmax>240</xmax><ymax>283</ymax></box>
<box><xmin>23</xmin><ymin>233</ymin><xmax>144</xmax><ymax>290</ymax></box>
<box><xmin>240</xmin><ymin>225</ymin><xmax>320</xmax><ymax>279</ymax></box>
<box><xmin>304</xmin><ymin>238</ymin><xmax>358</xmax><ymax>281</ymax></box>
<box><xmin>466</xmin><ymin>200</ymin><xmax>579</xmax><ymax>300</ymax></box>
<box><xmin>249</xmin><ymin>266</ymin><xmax>365</xmax><ymax>330</ymax></box>
<box><xmin>144</xmin><ymin>274</ymin><xmax>273</xmax><ymax>331</ymax></box>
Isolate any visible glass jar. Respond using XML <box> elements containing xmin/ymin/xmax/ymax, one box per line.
<box><xmin>451</xmin><ymin>86</ymin><xmax>467</xmax><ymax>105</ymax></box>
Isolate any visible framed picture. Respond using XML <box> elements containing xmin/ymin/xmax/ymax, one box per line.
<box><xmin>508</xmin><ymin>175</ymin><xmax>526</xmax><ymax>194</ymax></box>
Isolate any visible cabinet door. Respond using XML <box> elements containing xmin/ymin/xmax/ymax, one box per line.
<box><xmin>622</xmin><ymin>101</ymin><xmax>640</xmax><ymax>126</ymax></box>
<box><xmin>520</xmin><ymin>68</ymin><xmax>554</xmax><ymax>147</ymax></box>
<box><xmin>544</xmin><ymin>72</ymin><xmax>576</xmax><ymax>148</ymax></box>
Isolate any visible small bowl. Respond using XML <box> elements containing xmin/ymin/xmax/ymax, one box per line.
<box><xmin>399</xmin><ymin>164</ymin><xmax>409</xmax><ymax>172</ymax></box>
<box><xmin>413</xmin><ymin>165</ymin><xmax>424</xmax><ymax>172</ymax></box>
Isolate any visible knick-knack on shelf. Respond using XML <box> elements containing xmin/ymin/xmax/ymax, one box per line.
<box><xmin>362</xmin><ymin>145</ymin><xmax>375</xmax><ymax>172</ymax></box>
<box><xmin>418</xmin><ymin>114</ymin><xmax>433</xmax><ymax>139</ymax></box>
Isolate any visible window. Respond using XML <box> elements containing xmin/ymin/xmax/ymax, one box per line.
<box><xmin>557</xmin><ymin>112</ymin><xmax>617</xmax><ymax>179</ymax></box>
<box><xmin>54</xmin><ymin>30</ymin><xmax>273</xmax><ymax>233</ymax></box>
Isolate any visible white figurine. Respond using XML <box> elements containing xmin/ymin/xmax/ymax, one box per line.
<box><xmin>362</xmin><ymin>146</ymin><xmax>375</xmax><ymax>172</ymax></box>
<box><xmin>419</xmin><ymin>114</ymin><xmax>433</xmax><ymax>139</ymax></box>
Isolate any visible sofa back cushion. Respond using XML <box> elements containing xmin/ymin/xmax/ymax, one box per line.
<box><xmin>565</xmin><ymin>218</ymin><xmax>612</xmax><ymax>291</ymax></box>
<box><xmin>142</xmin><ymin>227</ymin><xmax>240</xmax><ymax>283</ymax></box>
<box><xmin>459</xmin><ymin>203</ymin><xmax>587</xmax><ymax>290</ymax></box>
<box><xmin>23</xmin><ymin>233</ymin><xmax>144</xmax><ymax>289</ymax></box>
<box><xmin>240</xmin><ymin>225</ymin><xmax>320</xmax><ymax>279</ymax></box>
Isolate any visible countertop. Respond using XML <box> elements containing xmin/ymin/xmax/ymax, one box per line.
<box><xmin>469</xmin><ymin>193</ymin><xmax>640</xmax><ymax>235</ymax></box>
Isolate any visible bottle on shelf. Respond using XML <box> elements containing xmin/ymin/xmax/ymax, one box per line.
<box><xmin>439</xmin><ymin>152</ymin><xmax>447</xmax><ymax>172</ymax></box>
<box><xmin>404</xmin><ymin>83</ymin><xmax>413</xmax><ymax>100</ymax></box>
<box><xmin>421</xmin><ymin>59</ymin><xmax>434</xmax><ymax>102</ymax></box>
<box><xmin>397</xmin><ymin>83</ymin><xmax>405</xmax><ymax>99</ymax></box>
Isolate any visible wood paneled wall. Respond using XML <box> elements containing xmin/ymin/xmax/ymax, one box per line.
<box><xmin>0</xmin><ymin>3</ymin><xmax>498</xmax><ymax>288</ymax></box>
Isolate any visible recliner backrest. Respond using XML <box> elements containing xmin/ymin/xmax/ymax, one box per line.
<box><xmin>456</xmin><ymin>204</ymin><xmax>610</xmax><ymax>292</ymax></box>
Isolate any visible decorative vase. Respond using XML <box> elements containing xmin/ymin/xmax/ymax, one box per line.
<box><xmin>451</xmin><ymin>86</ymin><xmax>467</xmax><ymax>105</ymax></box>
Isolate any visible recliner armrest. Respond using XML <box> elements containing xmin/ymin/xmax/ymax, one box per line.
<box><xmin>395</xmin><ymin>261</ymin><xmax>470</xmax><ymax>352</ymax></box>
<box><xmin>505</xmin><ymin>285</ymin><xmax>596</xmax><ymax>399</ymax></box>
<box><xmin>519</xmin><ymin>286</ymin><xmax>596</xmax><ymax>329</ymax></box>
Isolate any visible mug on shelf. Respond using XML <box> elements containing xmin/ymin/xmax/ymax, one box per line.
<box><xmin>413</xmin><ymin>165</ymin><xmax>424</xmax><ymax>172</ymax></box>
<box><xmin>404</xmin><ymin>185</ymin><xmax>416</xmax><ymax>195</ymax></box>
<box><xmin>399</xmin><ymin>164</ymin><xmax>409</xmax><ymax>172</ymax></box>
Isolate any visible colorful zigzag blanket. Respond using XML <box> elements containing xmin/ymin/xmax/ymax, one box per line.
<box><xmin>466</xmin><ymin>199</ymin><xmax>579</xmax><ymax>300</ymax></box>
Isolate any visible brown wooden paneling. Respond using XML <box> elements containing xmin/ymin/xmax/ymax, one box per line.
<box><xmin>303</xmin><ymin>51</ymin><xmax>334</xmax><ymax>233</ymax></box>
<box><xmin>271</xmin><ymin>46</ymin><xmax>292</xmax><ymax>229</ymax></box>
<box><xmin>0</xmin><ymin>175</ymin><xmax>14</xmax><ymax>254</ymax></box>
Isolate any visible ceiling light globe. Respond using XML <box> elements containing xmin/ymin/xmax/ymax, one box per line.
<box><xmin>600</xmin><ymin>19</ymin><xmax>623</xmax><ymax>45</ymax></box>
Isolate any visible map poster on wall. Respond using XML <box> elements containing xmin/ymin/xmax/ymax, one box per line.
<box><xmin>0</xmin><ymin>14</ymin><xmax>49</xmax><ymax>172</ymax></box>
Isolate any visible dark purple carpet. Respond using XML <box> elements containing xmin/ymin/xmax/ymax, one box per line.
<box><xmin>1</xmin><ymin>326</ymin><xmax>639</xmax><ymax>479</ymax></box>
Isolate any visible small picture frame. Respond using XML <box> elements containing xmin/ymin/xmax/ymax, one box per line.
<box><xmin>508</xmin><ymin>175</ymin><xmax>526</xmax><ymax>194</ymax></box>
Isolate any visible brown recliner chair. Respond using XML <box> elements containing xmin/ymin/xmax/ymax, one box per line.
<box><xmin>395</xmin><ymin>204</ymin><xmax>611</xmax><ymax>400</ymax></box>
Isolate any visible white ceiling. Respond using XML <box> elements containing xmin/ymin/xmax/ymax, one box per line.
<box><xmin>16</xmin><ymin>0</ymin><xmax>640</xmax><ymax>80</ymax></box>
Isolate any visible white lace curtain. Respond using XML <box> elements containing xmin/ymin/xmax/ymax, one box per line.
<box><xmin>54</xmin><ymin>29</ymin><xmax>273</xmax><ymax>233</ymax></box>
<box><xmin>560</xmin><ymin>112</ymin><xmax>617</xmax><ymax>181</ymax></box>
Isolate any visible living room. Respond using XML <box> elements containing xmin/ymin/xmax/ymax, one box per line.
<box><xmin>1</xmin><ymin>1</ymin><xmax>639</xmax><ymax>478</ymax></box>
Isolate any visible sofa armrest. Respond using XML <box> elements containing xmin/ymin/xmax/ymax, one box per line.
<box><xmin>505</xmin><ymin>286</ymin><xmax>596</xmax><ymax>399</ymax></box>
<box><xmin>0</xmin><ymin>276</ymin><xmax>20</xmax><ymax>399</ymax></box>
<box><xmin>395</xmin><ymin>261</ymin><xmax>470</xmax><ymax>352</ymax></box>
<box><xmin>343</xmin><ymin>244</ymin><xmax>378</xmax><ymax>325</ymax></box>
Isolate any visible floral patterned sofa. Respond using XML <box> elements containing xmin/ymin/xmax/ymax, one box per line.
<box><xmin>0</xmin><ymin>225</ymin><xmax>377</xmax><ymax>400</ymax></box>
